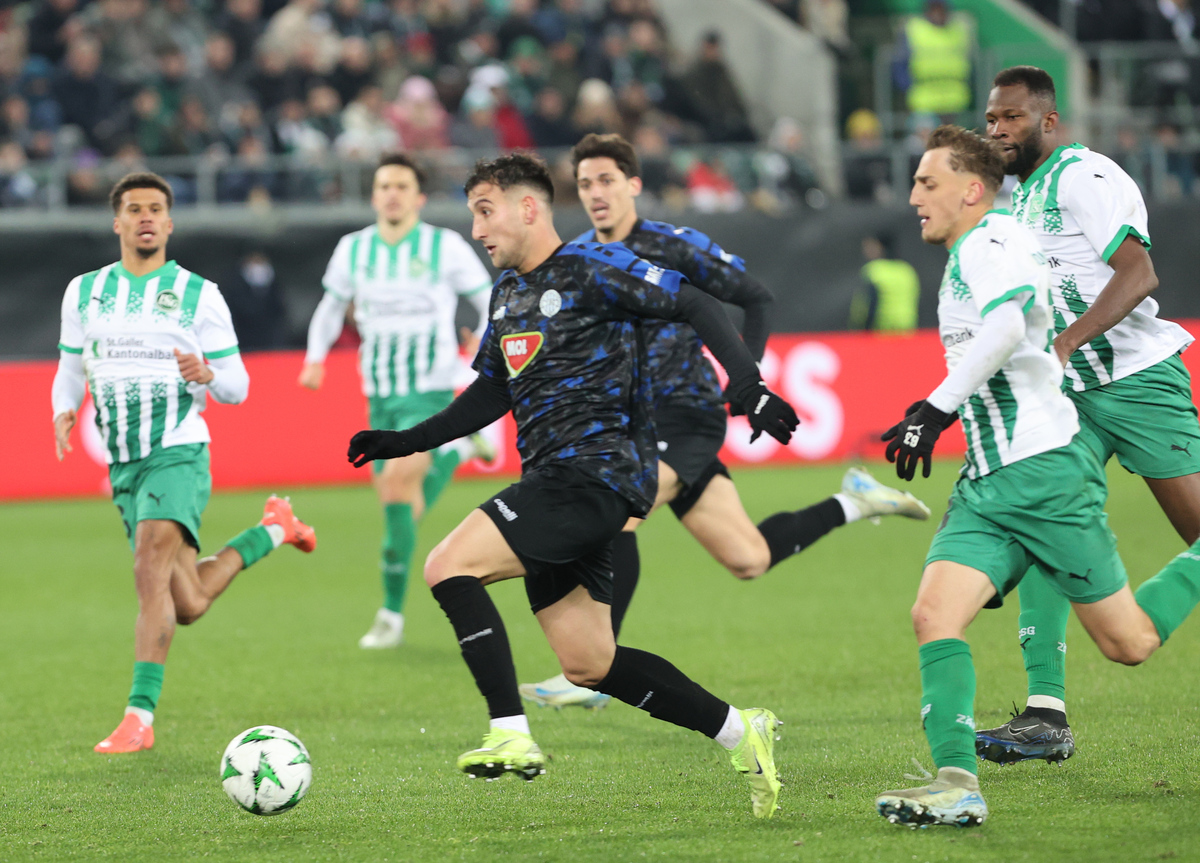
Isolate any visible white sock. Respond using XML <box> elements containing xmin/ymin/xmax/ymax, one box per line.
<box><xmin>833</xmin><ymin>493</ymin><xmax>863</xmax><ymax>524</ymax></box>
<box><xmin>125</xmin><ymin>706</ymin><xmax>154</xmax><ymax>726</ymax></box>
<box><xmin>714</xmin><ymin>705</ymin><xmax>744</xmax><ymax>750</ymax></box>
<box><xmin>937</xmin><ymin>766</ymin><xmax>979</xmax><ymax>789</ymax></box>
<box><xmin>1027</xmin><ymin>695</ymin><xmax>1066</xmax><ymax>713</ymax></box>
<box><xmin>264</xmin><ymin>523</ymin><xmax>286</xmax><ymax>548</ymax></box>
<box><xmin>490</xmin><ymin>714</ymin><xmax>531</xmax><ymax>735</ymax></box>
<box><xmin>377</xmin><ymin>608</ymin><xmax>403</xmax><ymax>628</ymax></box>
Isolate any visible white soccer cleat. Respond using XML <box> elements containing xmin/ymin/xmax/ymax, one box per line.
<box><xmin>841</xmin><ymin>466</ymin><xmax>931</xmax><ymax>522</ymax></box>
<box><xmin>876</xmin><ymin>768</ymin><xmax>988</xmax><ymax>828</ymax></box>
<box><xmin>518</xmin><ymin>673</ymin><xmax>611</xmax><ymax>710</ymax></box>
<box><xmin>358</xmin><ymin>608</ymin><xmax>404</xmax><ymax>649</ymax></box>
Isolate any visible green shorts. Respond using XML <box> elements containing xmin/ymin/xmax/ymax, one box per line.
<box><xmin>108</xmin><ymin>443</ymin><xmax>211</xmax><ymax>551</ymax></box>
<box><xmin>367</xmin><ymin>391</ymin><xmax>454</xmax><ymax>475</ymax></box>
<box><xmin>1071</xmin><ymin>354</ymin><xmax>1200</xmax><ymax>479</ymax></box>
<box><xmin>926</xmin><ymin>435</ymin><xmax>1127</xmax><ymax>606</ymax></box>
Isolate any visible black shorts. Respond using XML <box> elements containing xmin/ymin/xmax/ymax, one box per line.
<box><xmin>479</xmin><ymin>464</ymin><xmax>634</xmax><ymax>613</ymax></box>
<box><xmin>655</xmin><ymin>404</ymin><xmax>730</xmax><ymax>519</ymax></box>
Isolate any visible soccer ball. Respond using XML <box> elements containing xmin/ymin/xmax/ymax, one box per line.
<box><xmin>220</xmin><ymin>725</ymin><xmax>312</xmax><ymax>816</ymax></box>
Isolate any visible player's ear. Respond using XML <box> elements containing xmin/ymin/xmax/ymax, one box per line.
<box><xmin>113</xmin><ymin>215</ymin><xmax>121</xmax><ymax>235</ymax></box>
<box><xmin>522</xmin><ymin>194</ymin><xmax>538</xmax><ymax>225</ymax></box>
<box><xmin>1043</xmin><ymin>109</ymin><xmax>1059</xmax><ymax>134</ymax></box>
<box><xmin>629</xmin><ymin>175</ymin><xmax>643</xmax><ymax>197</ymax></box>
<box><xmin>964</xmin><ymin>177</ymin><xmax>986</xmax><ymax>208</ymax></box>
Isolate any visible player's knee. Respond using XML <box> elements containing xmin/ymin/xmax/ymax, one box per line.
<box><xmin>720</xmin><ymin>543</ymin><xmax>770</xmax><ymax>580</ymax></box>
<box><xmin>423</xmin><ymin>542</ymin><xmax>457</xmax><ymax>587</ymax></box>
<box><xmin>175</xmin><ymin>604</ymin><xmax>203</xmax><ymax>626</ymax></box>
<box><xmin>1099</xmin><ymin>634</ymin><xmax>1156</xmax><ymax>666</ymax></box>
<box><xmin>561</xmin><ymin>658</ymin><xmax>611</xmax><ymax>688</ymax></box>
<box><xmin>910</xmin><ymin>598</ymin><xmax>950</xmax><ymax>641</ymax></box>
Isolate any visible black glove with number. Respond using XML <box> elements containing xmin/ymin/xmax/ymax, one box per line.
<box><xmin>881</xmin><ymin>400</ymin><xmax>954</xmax><ymax>481</ymax></box>
<box><xmin>347</xmin><ymin>429</ymin><xmax>424</xmax><ymax>468</ymax></box>
<box><xmin>734</xmin><ymin>380</ymin><xmax>800</xmax><ymax>444</ymax></box>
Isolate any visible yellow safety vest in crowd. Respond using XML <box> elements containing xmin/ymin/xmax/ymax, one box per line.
<box><xmin>860</xmin><ymin>259</ymin><xmax>919</xmax><ymax>333</ymax></box>
<box><xmin>905</xmin><ymin>16</ymin><xmax>971</xmax><ymax>114</ymax></box>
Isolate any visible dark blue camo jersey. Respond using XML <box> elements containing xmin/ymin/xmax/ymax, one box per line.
<box><xmin>574</xmin><ymin>219</ymin><xmax>773</xmax><ymax>413</ymax></box>
<box><xmin>472</xmin><ymin>242</ymin><xmax>692</xmax><ymax>516</ymax></box>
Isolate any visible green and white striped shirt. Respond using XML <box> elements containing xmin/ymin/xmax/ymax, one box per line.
<box><xmin>1011</xmin><ymin>143</ymin><xmax>1191</xmax><ymax>391</ymax></box>
<box><xmin>315</xmin><ymin>221</ymin><xmax>492</xmax><ymax>398</ymax></box>
<box><xmin>938</xmin><ymin>211</ymin><xmax>1079</xmax><ymax>479</ymax></box>
<box><xmin>58</xmin><ymin>261</ymin><xmax>240</xmax><ymax>464</ymax></box>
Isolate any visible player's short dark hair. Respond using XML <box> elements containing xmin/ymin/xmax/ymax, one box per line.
<box><xmin>926</xmin><ymin>125</ymin><xmax>1005</xmax><ymax>194</ymax></box>
<box><xmin>571</xmin><ymin>133</ymin><xmax>640</xmax><ymax>179</ymax></box>
<box><xmin>376</xmin><ymin>152</ymin><xmax>426</xmax><ymax>189</ymax></box>
<box><xmin>992</xmin><ymin>65</ymin><xmax>1057</xmax><ymax>113</ymax></box>
<box><xmin>464</xmin><ymin>152</ymin><xmax>554</xmax><ymax>203</ymax></box>
<box><xmin>110</xmin><ymin>172</ymin><xmax>174</xmax><ymax>212</ymax></box>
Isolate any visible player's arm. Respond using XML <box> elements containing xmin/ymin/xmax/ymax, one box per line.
<box><xmin>1053</xmin><ymin>236</ymin><xmax>1157</xmax><ymax>365</ymax></box>
<box><xmin>1052</xmin><ymin>170</ymin><xmax>1157</xmax><ymax>365</ymax></box>
<box><xmin>302</xmin><ymin>236</ymin><xmax>356</xmax><ymax>389</ymax></box>
<box><xmin>52</xmin><ymin>277</ymin><xmax>85</xmax><ymax>460</ymax></box>
<box><xmin>683</xmin><ymin>244</ymin><xmax>774</xmax><ymax>361</ymax></box>
<box><xmin>189</xmin><ymin>284</ymin><xmax>249</xmax><ymax>404</ymax></box>
<box><xmin>347</xmin><ymin>321</ymin><xmax>511</xmax><ymax>466</ymax></box>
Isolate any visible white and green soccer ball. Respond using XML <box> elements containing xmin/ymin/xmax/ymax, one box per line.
<box><xmin>220</xmin><ymin>725</ymin><xmax>311</xmax><ymax>816</ymax></box>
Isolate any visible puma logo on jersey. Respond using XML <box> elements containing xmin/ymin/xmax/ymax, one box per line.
<box><xmin>989</xmin><ymin>238</ymin><xmax>1007</xmax><ymax>249</ymax></box>
<box><xmin>500</xmin><ymin>332</ymin><xmax>543</xmax><ymax>377</ymax></box>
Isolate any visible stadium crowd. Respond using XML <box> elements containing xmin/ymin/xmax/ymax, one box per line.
<box><xmin>0</xmin><ymin>0</ymin><xmax>828</xmax><ymax>207</ymax></box>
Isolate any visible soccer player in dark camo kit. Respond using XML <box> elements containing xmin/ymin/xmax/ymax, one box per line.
<box><xmin>347</xmin><ymin>153</ymin><xmax>797</xmax><ymax>818</ymax></box>
<box><xmin>521</xmin><ymin>133</ymin><xmax>932</xmax><ymax>710</ymax></box>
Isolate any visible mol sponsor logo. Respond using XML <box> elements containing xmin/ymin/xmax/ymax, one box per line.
<box><xmin>500</xmin><ymin>332</ymin><xmax>544</xmax><ymax>377</ymax></box>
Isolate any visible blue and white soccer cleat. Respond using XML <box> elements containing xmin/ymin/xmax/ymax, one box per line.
<box><xmin>841</xmin><ymin>466</ymin><xmax>931</xmax><ymax>523</ymax></box>
<box><xmin>518</xmin><ymin>673</ymin><xmax>611</xmax><ymax>710</ymax></box>
<box><xmin>876</xmin><ymin>768</ymin><xmax>988</xmax><ymax>828</ymax></box>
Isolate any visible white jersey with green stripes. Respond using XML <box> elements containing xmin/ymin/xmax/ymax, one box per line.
<box><xmin>938</xmin><ymin>210</ymin><xmax>1079</xmax><ymax>479</ymax></box>
<box><xmin>322</xmin><ymin>221</ymin><xmax>492</xmax><ymax>398</ymax></box>
<box><xmin>1011</xmin><ymin>143</ymin><xmax>1192</xmax><ymax>392</ymax></box>
<box><xmin>58</xmin><ymin>260</ymin><xmax>240</xmax><ymax>464</ymax></box>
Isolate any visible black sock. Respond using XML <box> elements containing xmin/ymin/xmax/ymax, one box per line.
<box><xmin>757</xmin><ymin>497</ymin><xmax>846</xmax><ymax>570</ymax></box>
<box><xmin>1023</xmin><ymin>705</ymin><xmax>1067</xmax><ymax>723</ymax></box>
<box><xmin>591</xmin><ymin>646</ymin><xmax>728</xmax><ymax>738</ymax></box>
<box><xmin>610</xmin><ymin>531</ymin><xmax>640</xmax><ymax>640</ymax></box>
<box><xmin>430</xmin><ymin>576</ymin><xmax>523</xmax><ymax>720</ymax></box>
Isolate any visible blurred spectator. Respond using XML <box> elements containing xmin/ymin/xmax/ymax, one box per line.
<box><xmin>850</xmin><ymin>233</ymin><xmax>920</xmax><ymax>333</ymax></box>
<box><xmin>214</xmin><ymin>0</ymin><xmax>265</xmax><ymax>71</ymax></box>
<box><xmin>527</xmin><ymin>85</ymin><xmax>575</xmax><ymax>147</ymax></box>
<box><xmin>371</xmin><ymin>31</ymin><xmax>406</xmax><ymax>100</ymax></box>
<box><xmin>146</xmin><ymin>0</ymin><xmax>209</xmax><ymax>74</ymax></box>
<box><xmin>403</xmin><ymin>31</ymin><xmax>439</xmax><ymax>80</ymax></box>
<box><xmin>497</xmin><ymin>0</ymin><xmax>544</xmax><ymax>59</ymax></box>
<box><xmin>27</xmin><ymin>0</ymin><xmax>79</xmax><ymax>66</ymax></box>
<box><xmin>545</xmin><ymin>39</ymin><xmax>583</xmax><ymax>108</ymax></box>
<box><xmin>306</xmin><ymin>84</ymin><xmax>343</xmax><ymax>146</ymax></box>
<box><xmin>77</xmin><ymin>0</ymin><xmax>161</xmax><ymax>85</ymax></box>
<box><xmin>66</xmin><ymin>149</ymin><xmax>111</xmax><ymax>204</ymax></box>
<box><xmin>506</xmin><ymin>35</ymin><xmax>546</xmax><ymax>112</ymax></box>
<box><xmin>154</xmin><ymin>46</ymin><xmax>190</xmax><ymax>118</ymax></box>
<box><xmin>632</xmin><ymin>121</ymin><xmax>684</xmax><ymax>200</ymax></box>
<box><xmin>572</xmin><ymin>77</ymin><xmax>622</xmax><ymax>136</ymax></box>
<box><xmin>19</xmin><ymin>56</ymin><xmax>63</xmax><ymax>134</ymax></box>
<box><xmin>262</xmin><ymin>0</ymin><xmax>340</xmax><ymax>69</ymax></box>
<box><xmin>1154</xmin><ymin>122</ymin><xmax>1196</xmax><ymax>199</ymax></box>
<box><xmin>801</xmin><ymin>0</ymin><xmax>851</xmax><ymax>55</ymax></box>
<box><xmin>627</xmin><ymin>19</ymin><xmax>667</xmax><ymax>103</ymax></box>
<box><xmin>892</xmin><ymin>0</ymin><xmax>973</xmax><ymax>118</ymax></box>
<box><xmin>469</xmin><ymin>64</ymin><xmax>532</xmax><ymax>149</ymax></box>
<box><xmin>128</xmin><ymin>86</ymin><xmax>178</xmax><ymax>156</ymax></box>
<box><xmin>754</xmin><ymin>116</ymin><xmax>819</xmax><ymax>209</ymax></box>
<box><xmin>176</xmin><ymin>96</ymin><xmax>222</xmax><ymax>155</ymax></box>
<box><xmin>0</xmin><ymin>139</ymin><xmax>39</xmax><ymax>207</ymax></box>
<box><xmin>246</xmin><ymin>47</ymin><xmax>304</xmax><ymax>113</ymax></box>
<box><xmin>226</xmin><ymin>99</ymin><xmax>273</xmax><ymax>153</ymax></box>
<box><xmin>220</xmin><ymin>133</ymin><xmax>278</xmax><ymax>202</ymax></box>
<box><xmin>223</xmin><ymin>251</ymin><xmax>289</xmax><ymax>350</ymax></box>
<box><xmin>189</xmin><ymin>32</ymin><xmax>252</xmax><ymax>128</ymax></box>
<box><xmin>336</xmin><ymin>84</ymin><xmax>399</xmax><ymax>159</ymax></box>
<box><xmin>843</xmin><ymin>108</ymin><xmax>892</xmax><ymax>202</ymax></box>
<box><xmin>682</xmin><ymin>32</ymin><xmax>756</xmax><ymax>143</ymax></box>
<box><xmin>450</xmin><ymin>85</ymin><xmax>498</xmax><ymax>149</ymax></box>
<box><xmin>533</xmin><ymin>0</ymin><xmax>591</xmax><ymax>46</ymax></box>
<box><xmin>330</xmin><ymin>0</ymin><xmax>376</xmax><ymax>39</ymax></box>
<box><xmin>387</xmin><ymin>75</ymin><xmax>448</xmax><ymax>151</ymax></box>
<box><xmin>686</xmin><ymin>156</ymin><xmax>744</xmax><ymax>212</ymax></box>
<box><xmin>329</xmin><ymin>36</ymin><xmax>375</xmax><ymax>107</ymax></box>
<box><xmin>274</xmin><ymin>96</ymin><xmax>325</xmax><ymax>156</ymax></box>
<box><xmin>53</xmin><ymin>36</ymin><xmax>123</xmax><ymax>150</ymax></box>
<box><xmin>762</xmin><ymin>0</ymin><xmax>801</xmax><ymax>19</ymax></box>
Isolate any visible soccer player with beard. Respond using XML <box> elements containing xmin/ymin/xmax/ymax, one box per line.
<box><xmin>347</xmin><ymin>153</ymin><xmax>798</xmax><ymax>818</ymax></box>
<box><xmin>519</xmin><ymin>133</ymin><xmax>932</xmax><ymax>711</ymax></box>
<box><xmin>874</xmin><ymin>125</ymin><xmax>1200</xmax><ymax>828</ymax></box>
<box><xmin>301</xmin><ymin>153</ymin><xmax>496</xmax><ymax>650</ymax></box>
<box><xmin>53</xmin><ymin>173</ymin><xmax>316</xmax><ymax>754</ymax></box>
<box><xmin>973</xmin><ymin>66</ymin><xmax>1200</xmax><ymax>765</ymax></box>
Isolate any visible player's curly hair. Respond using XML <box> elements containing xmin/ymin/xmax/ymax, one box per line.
<box><xmin>993</xmin><ymin>65</ymin><xmax>1057</xmax><ymax>113</ymax></box>
<box><xmin>464</xmin><ymin>152</ymin><xmax>554</xmax><ymax>203</ymax></box>
<box><xmin>926</xmin><ymin>125</ymin><xmax>1005</xmax><ymax>194</ymax></box>
<box><xmin>109</xmin><ymin>172</ymin><xmax>174</xmax><ymax>212</ymax></box>
<box><xmin>571</xmin><ymin>133</ymin><xmax>640</xmax><ymax>180</ymax></box>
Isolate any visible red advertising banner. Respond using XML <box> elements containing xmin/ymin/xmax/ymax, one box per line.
<box><xmin>6</xmin><ymin>324</ymin><xmax>1200</xmax><ymax>501</ymax></box>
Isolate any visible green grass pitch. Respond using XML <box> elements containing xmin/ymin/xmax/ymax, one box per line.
<box><xmin>2</xmin><ymin>463</ymin><xmax>1198</xmax><ymax>862</ymax></box>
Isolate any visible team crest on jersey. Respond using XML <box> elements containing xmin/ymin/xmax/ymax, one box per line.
<box><xmin>539</xmin><ymin>290</ymin><xmax>562</xmax><ymax>317</ymax></box>
<box><xmin>500</xmin><ymin>332</ymin><xmax>543</xmax><ymax>376</ymax></box>
<box><xmin>155</xmin><ymin>290</ymin><xmax>180</xmax><ymax>312</ymax></box>
<box><xmin>1024</xmin><ymin>192</ymin><xmax>1045</xmax><ymax>223</ymax></box>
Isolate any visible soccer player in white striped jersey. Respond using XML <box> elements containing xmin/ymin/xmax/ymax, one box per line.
<box><xmin>53</xmin><ymin>173</ymin><xmax>317</xmax><ymax>754</ymax></box>
<box><xmin>300</xmin><ymin>153</ymin><xmax>495</xmax><ymax>649</ymax></box>
<box><xmin>975</xmin><ymin>66</ymin><xmax>1200</xmax><ymax>763</ymax></box>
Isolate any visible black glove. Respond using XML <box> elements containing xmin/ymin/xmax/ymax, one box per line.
<box><xmin>881</xmin><ymin>400</ymin><xmax>954</xmax><ymax>480</ymax></box>
<box><xmin>901</xmin><ymin>399</ymin><xmax>958</xmax><ymax>428</ymax></box>
<box><xmin>347</xmin><ymin>429</ymin><xmax>422</xmax><ymax>468</ymax></box>
<box><xmin>735</xmin><ymin>381</ymin><xmax>800</xmax><ymax>444</ymax></box>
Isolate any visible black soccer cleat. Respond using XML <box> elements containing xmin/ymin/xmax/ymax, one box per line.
<box><xmin>976</xmin><ymin>706</ymin><xmax>1075</xmax><ymax>765</ymax></box>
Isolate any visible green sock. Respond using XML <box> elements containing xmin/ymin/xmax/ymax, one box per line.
<box><xmin>1016</xmin><ymin>571</ymin><xmax>1069</xmax><ymax>701</ymax></box>
<box><xmin>382</xmin><ymin>503</ymin><xmax>416</xmax><ymax>613</ymax></box>
<box><xmin>422</xmin><ymin>448</ymin><xmax>462</xmax><ymax>510</ymax></box>
<box><xmin>226</xmin><ymin>525</ymin><xmax>275</xmax><ymax>569</ymax></box>
<box><xmin>128</xmin><ymin>661</ymin><xmax>165</xmax><ymax>713</ymax></box>
<box><xmin>1134</xmin><ymin>544</ymin><xmax>1200</xmax><ymax>643</ymax></box>
<box><xmin>919</xmin><ymin>638</ymin><xmax>977</xmax><ymax>774</ymax></box>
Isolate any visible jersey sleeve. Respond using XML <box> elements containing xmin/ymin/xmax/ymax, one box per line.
<box><xmin>563</xmin><ymin>243</ymin><xmax>688</xmax><ymax>321</ymax></box>
<box><xmin>194</xmin><ymin>283</ymin><xmax>241</xmax><ymax>359</ymax></box>
<box><xmin>322</xmin><ymin>234</ymin><xmax>356</xmax><ymax>300</ymax></box>
<box><xmin>441</xmin><ymin>230</ymin><xmax>494</xmax><ymax>297</ymax></box>
<box><xmin>1063</xmin><ymin>162</ymin><xmax>1151</xmax><ymax>263</ymax></box>
<box><xmin>58</xmin><ymin>276</ymin><xmax>84</xmax><ymax>354</ymax></box>
<box><xmin>960</xmin><ymin>228</ymin><xmax>1039</xmax><ymax>318</ymax></box>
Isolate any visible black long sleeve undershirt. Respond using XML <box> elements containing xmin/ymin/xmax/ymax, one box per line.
<box><xmin>404</xmin><ymin>374</ymin><xmax>512</xmax><ymax>453</ymax></box>
<box><xmin>674</xmin><ymin>283</ymin><xmax>763</xmax><ymax>403</ymax></box>
<box><xmin>738</xmin><ymin>277</ymin><xmax>773</xmax><ymax>361</ymax></box>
